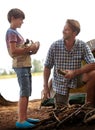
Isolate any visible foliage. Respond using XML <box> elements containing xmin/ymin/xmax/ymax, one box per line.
<box><xmin>0</xmin><ymin>68</ymin><xmax>15</xmax><ymax>75</ymax></box>
<box><xmin>0</xmin><ymin>59</ymin><xmax>44</xmax><ymax>75</ymax></box>
<box><xmin>32</xmin><ymin>59</ymin><xmax>43</xmax><ymax>72</ymax></box>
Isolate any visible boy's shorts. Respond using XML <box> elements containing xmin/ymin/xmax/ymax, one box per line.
<box><xmin>13</xmin><ymin>67</ymin><xmax>32</xmax><ymax>97</ymax></box>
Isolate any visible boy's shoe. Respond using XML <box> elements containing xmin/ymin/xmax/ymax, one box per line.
<box><xmin>27</xmin><ymin>118</ymin><xmax>40</xmax><ymax>123</ymax></box>
<box><xmin>16</xmin><ymin>121</ymin><xmax>35</xmax><ymax>128</ymax></box>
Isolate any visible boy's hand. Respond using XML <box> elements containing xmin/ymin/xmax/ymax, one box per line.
<box><xmin>35</xmin><ymin>41</ymin><xmax>40</xmax><ymax>49</ymax></box>
<box><xmin>29</xmin><ymin>41</ymin><xmax>40</xmax><ymax>54</ymax></box>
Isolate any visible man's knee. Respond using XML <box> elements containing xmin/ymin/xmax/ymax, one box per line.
<box><xmin>82</xmin><ymin>70</ymin><xmax>95</xmax><ymax>82</ymax></box>
<box><xmin>88</xmin><ymin>70</ymin><xmax>95</xmax><ymax>82</ymax></box>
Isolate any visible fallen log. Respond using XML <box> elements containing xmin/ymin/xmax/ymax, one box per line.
<box><xmin>0</xmin><ymin>93</ymin><xmax>17</xmax><ymax>106</ymax></box>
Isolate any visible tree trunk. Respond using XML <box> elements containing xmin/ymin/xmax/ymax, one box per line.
<box><xmin>0</xmin><ymin>93</ymin><xmax>17</xmax><ymax>106</ymax></box>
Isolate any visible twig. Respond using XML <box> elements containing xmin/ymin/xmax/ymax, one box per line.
<box><xmin>53</xmin><ymin>111</ymin><xmax>60</xmax><ymax>122</ymax></box>
<box><xmin>57</xmin><ymin>103</ymin><xmax>87</xmax><ymax>128</ymax></box>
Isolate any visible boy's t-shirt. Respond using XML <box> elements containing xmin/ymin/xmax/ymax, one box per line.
<box><xmin>6</xmin><ymin>28</ymin><xmax>31</xmax><ymax>68</ymax></box>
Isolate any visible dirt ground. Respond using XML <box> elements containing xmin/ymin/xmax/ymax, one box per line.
<box><xmin>0</xmin><ymin>99</ymin><xmax>95</xmax><ymax>130</ymax></box>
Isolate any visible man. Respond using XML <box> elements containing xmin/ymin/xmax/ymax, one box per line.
<box><xmin>43</xmin><ymin>19</ymin><xmax>95</xmax><ymax>109</ymax></box>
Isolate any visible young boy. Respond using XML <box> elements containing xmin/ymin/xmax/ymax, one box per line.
<box><xmin>6</xmin><ymin>8</ymin><xmax>40</xmax><ymax>128</ymax></box>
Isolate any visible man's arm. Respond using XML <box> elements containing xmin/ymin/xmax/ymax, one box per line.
<box><xmin>43</xmin><ymin>66</ymin><xmax>51</xmax><ymax>99</ymax></box>
<box><xmin>74</xmin><ymin>63</ymin><xmax>95</xmax><ymax>76</ymax></box>
<box><xmin>64</xmin><ymin>63</ymin><xmax>95</xmax><ymax>79</ymax></box>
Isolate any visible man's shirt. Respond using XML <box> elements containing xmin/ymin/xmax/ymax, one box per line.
<box><xmin>44</xmin><ymin>39</ymin><xmax>95</xmax><ymax>95</ymax></box>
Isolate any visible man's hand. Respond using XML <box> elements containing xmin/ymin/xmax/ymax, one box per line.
<box><xmin>64</xmin><ymin>70</ymin><xmax>75</xmax><ymax>79</ymax></box>
<box><xmin>57</xmin><ymin>69</ymin><xmax>67</xmax><ymax>75</ymax></box>
<box><xmin>43</xmin><ymin>86</ymin><xmax>50</xmax><ymax>99</ymax></box>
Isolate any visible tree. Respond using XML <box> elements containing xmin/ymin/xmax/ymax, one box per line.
<box><xmin>0</xmin><ymin>93</ymin><xmax>17</xmax><ymax>106</ymax></box>
<box><xmin>32</xmin><ymin>59</ymin><xmax>43</xmax><ymax>72</ymax></box>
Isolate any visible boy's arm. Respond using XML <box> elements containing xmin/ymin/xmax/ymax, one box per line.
<box><xmin>8</xmin><ymin>41</ymin><xmax>40</xmax><ymax>57</ymax></box>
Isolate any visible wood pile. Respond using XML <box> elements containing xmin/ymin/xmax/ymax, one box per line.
<box><xmin>32</xmin><ymin>103</ymin><xmax>95</xmax><ymax>130</ymax></box>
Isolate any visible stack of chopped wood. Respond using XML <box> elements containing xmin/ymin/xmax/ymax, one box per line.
<box><xmin>32</xmin><ymin>103</ymin><xmax>95</xmax><ymax>130</ymax></box>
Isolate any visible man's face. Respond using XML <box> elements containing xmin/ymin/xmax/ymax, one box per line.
<box><xmin>63</xmin><ymin>23</ymin><xmax>74</xmax><ymax>40</ymax></box>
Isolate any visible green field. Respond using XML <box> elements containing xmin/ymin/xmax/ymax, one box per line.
<box><xmin>0</xmin><ymin>72</ymin><xmax>43</xmax><ymax>79</ymax></box>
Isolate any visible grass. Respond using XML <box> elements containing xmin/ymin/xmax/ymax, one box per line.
<box><xmin>0</xmin><ymin>74</ymin><xmax>16</xmax><ymax>79</ymax></box>
<box><xmin>0</xmin><ymin>72</ymin><xmax>43</xmax><ymax>79</ymax></box>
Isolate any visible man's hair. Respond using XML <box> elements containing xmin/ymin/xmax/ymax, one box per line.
<box><xmin>7</xmin><ymin>8</ymin><xmax>25</xmax><ymax>23</ymax></box>
<box><xmin>66</xmin><ymin>19</ymin><xmax>80</xmax><ymax>35</ymax></box>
